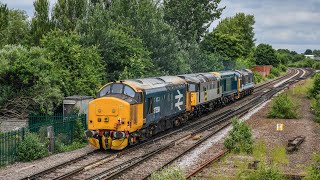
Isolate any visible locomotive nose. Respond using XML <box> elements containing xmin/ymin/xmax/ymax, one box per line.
<box><xmin>88</xmin><ymin>97</ymin><xmax>130</xmax><ymax>131</ymax></box>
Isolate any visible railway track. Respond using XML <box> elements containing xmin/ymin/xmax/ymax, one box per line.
<box><xmin>22</xmin><ymin>68</ymin><xmax>312</xmax><ymax>180</ymax></box>
<box><xmin>85</xmin><ymin>68</ymin><xmax>311</xmax><ymax>180</ymax></box>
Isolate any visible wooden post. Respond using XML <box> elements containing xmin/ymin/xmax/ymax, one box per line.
<box><xmin>47</xmin><ymin>126</ymin><xmax>54</xmax><ymax>153</ymax></box>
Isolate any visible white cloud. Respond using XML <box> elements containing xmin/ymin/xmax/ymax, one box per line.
<box><xmin>209</xmin><ymin>0</ymin><xmax>320</xmax><ymax>53</ymax></box>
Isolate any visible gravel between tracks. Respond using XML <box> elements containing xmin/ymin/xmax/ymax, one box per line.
<box><xmin>0</xmin><ymin>145</ymin><xmax>94</xmax><ymax>180</ymax></box>
<box><xmin>189</xmin><ymin>78</ymin><xmax>320</xmax><ymax>179</ymax></box>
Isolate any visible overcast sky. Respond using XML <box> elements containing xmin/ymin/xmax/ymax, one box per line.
<box><xmin>2</xmin><ymin>0</ymin><xmax>319</xmax><ymax>53</ymax></box>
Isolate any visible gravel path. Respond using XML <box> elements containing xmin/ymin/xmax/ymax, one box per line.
<box><xmin>0</xmin><ymin>145</ymin><xmax>94</xmax><ymax>180</ymax></box>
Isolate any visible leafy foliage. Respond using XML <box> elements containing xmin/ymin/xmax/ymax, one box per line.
<box><xmin>255</xmin><ymin>44</ymin><xmax>279</xmax><ymax>66</ymax></box>
<box><xmin>201</xmin><ymin>32</ymin><xmax>244</xmax><ymax>60</ymax></box>
<box><xmin>163</xmin><ymin>0</ymin><xmax>224</xmax><ymax>43</ymax></box>
<box><xmin>304</xmin><ymin>153</ymin><xmax>320</xmax><ymax>180</ymax></box>
<box><xmin>150</xmin><ymin>166</ymin><xmax>185</xmax><ymax>180</ymax></box>
<box><xmin>0</xmin><ymin>45</ymin><xmax>63</xmax><ymax>117</ymax></box>
<box><xmin>41</xmin><ymin>30</ymin><xmax>103</xmax><ymax>96</ymax></box>
<box><xmin>214</xmin><ymin>13</ymin><xmax>255</xmax><ymax>57</ymax></box>
<box><xmin>309</xmin><ymin>73</ymin><xmax>320</xmax><ymax>98</ymax></box>
<box><xmin>224</xmin><ymin>118</ymin><xmax>253</xmax><ymax>154</ymax></box>
<box><xmin>254</xmin><ymin>72</ymin><xmax>264</xmax><ymax>84</ymax></box>
<box><xmin>30</xmin><ymin>0</ymin><xmax>51</xmax><ymax>45</ymax></box>
<box><xmin>268</xmin><ymin>94</ymin><xmax>297</xmax><ymax>119</ymax></box>
<box><xmin>17</xmin><ymin>133</ymin><xmax>48</xmax><ymax>161</ymax></box>
<box><xmin>304</xmin><ymin>49</ymin><xmax>313</xmax><ymax>55</ymax></box>
<box><xmin>0</xmin><ymin>9</ymin><xmax>30</xmax><ymax>48</ymax></box>
<box><xmin>188</xmin><ymin>42</ymin><xmax>223</xmax><ymax>72</ymax></box>
<box><xmin>238</xmin><ymin>164</ymin><xmax>284</xmax><ymax>180</ymax></box>
<box><xmin>52</xmin><ymin>0</ymin><xmax>87</xmax><ymax>31</ymax></box>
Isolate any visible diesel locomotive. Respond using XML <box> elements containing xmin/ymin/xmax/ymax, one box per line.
<box><xmin>85</xmin><ymin>69</ymin><xmax>254</xmax><ymax>150</ymax></box>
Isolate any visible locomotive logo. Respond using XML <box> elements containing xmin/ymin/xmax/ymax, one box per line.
<box><xmin>175</xmin><ymin>90</ymin><xmax>183</xmax><ymax>110</ymax></box>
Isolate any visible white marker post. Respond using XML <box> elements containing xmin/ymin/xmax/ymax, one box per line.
<box><xmin>276</xmin><ymin>123</ymin><xmax>284</xmax><ymax>144</ymax></box>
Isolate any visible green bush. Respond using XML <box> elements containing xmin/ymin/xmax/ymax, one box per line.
<box><xmin>311</xmin><ymin>95</ymin><xmax>320</xmax><ymax>123</ymax></box>
<box><xmin>270</xmin><ymin>67</ymin><xmax>281</xmax><ymax>77</ymax></box>
<box><xmin>17</xmin><ymin>133</ymin><xmax>48</xmax><ymax>161</ymax></box>
<box><xmin>268</xmin><ymin>93</ymin><xmax>297</xmax><ymax>119</ymax></box>
<box><xmin>309</xmin><ymin>74</ymin><xmax>320</xmax><ymax>98</ymax></box>
<box><xmin>312</xmin><ymin>62</ymin><xmax>320</xmax><ymax>70</ymax></box>
<box><xmin>254</xmin><ymin>72</ymin><xmax>264</xmax><ymax>84</ymax></box>
<box><xmin>278</xmin><ymin>64</ymin><xmax>287</xmax><ymax>72</ymax></box>
<box><xmin>150</xmin><ymin>166</ymin><xmax>185</xmax><ymax>180</ymax></box>
<box><xmin>238</xmin><ymin>164</ymin><xmax>284</xmax><ymax>180</ymax></box>
<box><xmin>304</xmin><ymin>153</ymin><xmax>320</xmax><ymax>180</ymax></box>
<box><xmin>266</xmin><ymin>73</ymin><xmax>275</xmax><ymax>79</ymax></box>
<box><xmin>73</xmin><ymin>119</ymin><xmax>86</xmax><ymax>143</ymax></box>
<box><xmin>224</xmin><ymin>118</ymin><xmax>253</xmax><ymax>154</ymax></box>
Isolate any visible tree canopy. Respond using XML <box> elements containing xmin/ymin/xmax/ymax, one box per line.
<box><xmin>163</xmin><ymin>0</ymin><xmax>224</xmax><ymax>43</ymax></box>
<box><xmin>0</xmin><ymin>0</ymin><xmax>305</xmax><ymax>118</ymax></box>
<box><xmin>304</xmin><ymin>49</ymin><xmax>313</xmax><ymax>55</ymax></box>
<box><xmin>255</xmin><ymin>44</ymin><xmax>279</xmax><ymax>66</ymax></box>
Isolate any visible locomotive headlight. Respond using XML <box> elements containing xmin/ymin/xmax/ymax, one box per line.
<box><xmin>104</xmin><ymin>117</ymin><xmax>109</xmax><ymax>122</ymax></box>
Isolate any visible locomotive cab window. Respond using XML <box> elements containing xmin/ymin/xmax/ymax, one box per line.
<box><xmin>99</xmin><ymin>85</ymin><xmax>111</xmax><ymax>97</ymax></box>
<box><xmin>98</xmin><ymin>84</ymin><xmax>142</xmax><ymax>103</ymax></box>
<box><xmin>188</xmin><ymin>84</ymin><xmax>197</xmax><ymax>92</ymax></box>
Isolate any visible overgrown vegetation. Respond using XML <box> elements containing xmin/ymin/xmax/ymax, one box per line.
<box><xmin>238</xmin><ymin>164</ymin><xmax>284</xmax><ymax>180</ymax></box>
<box><xmin>254</xmin><ymin>72</ymin><xmax>264</xmax><ymax>84</ymax></box>
<box><xmin>290</xmin><ymin>58</ymin><xmax>320</xmax><ymax>69</ymax></box>
<box><xmin>236</xmin><ymin>140</ymin><xmax>287</xmax><ymax>180</ymax></box>
<box><xmin>268</xmin><ymin>93</ymin><xmax>298</xmax><ymax>119</ymax></box>
<box><xmin>0</xmin><ymin>0</ymin><xmax>306</xmax><ymax>119</ymax></box>
<box><xmin>17</xmin><ymin>133</ymin><xmax>48</xmax><ymax>161</ymax></box>
<box><xmin>309</xmin><ymin>74</ymin><xmax>320</xmax><ymax>123</ymax></box>
<box><xmin>304</xmin><ymin>153</ymin><xmax>320</xmax><ymax>180</ymax></box>
<box><xmin>224</xmin><ymin>118</ymin><xmax>253</xmax><ymax>154</ymax></box>
<box><xmin>150</xmin><ymin>166</ymin><xmax>185</xmax><ymax>180</ymax></box>
<box><xmin>54</xmin><ymin>119</ymin><xmax>87</xmax><ymax>153</ymax></box>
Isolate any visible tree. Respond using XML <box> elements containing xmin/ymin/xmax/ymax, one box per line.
<box><xmin>255</xmin><ymin>44</ymin><xmax>279</xmax><ymax>66</ymax></box>
<box><xmin>52</xmin><ymin>0</ymin><xmax>87</xmax><ymax>31</ymax></box>
<box><xmin>313</xmin><ymin>49</ymin><xmax>320</xmax><ymax>57</ymax></box>
<box><xmin>0</xmin><ymin>45</ymin><xmax>63</xmax><ymax>118</ymax></box>
<box><xmin>6</xmin><ymin>10</ymin><xmax>30</xmax><ymax>46</ymax></box>
<box><xmin>163</xmin><ymin>0</ymin><xmax>224</xmax><ymax>43</ymax></box>
<box><xmin>201</xmin><ymin>31</ymin><xmax>244</xmax><ymax>60</ymax></box>
<box><xmin>214</xmin><ymin>13</ymin><xmax>255</xmax><ymax>57</ymax></box>
<box><xmin>41</xmin><ymin>30</ymin><xmax>104</xmax><ymax>96</ymax></box>
<box><xmin>0</xmin><ymin>3</ymin><xmax>9</xmax><ymax>46</ymax></box>
<box><xmin>0</xmin><ymin>5</ymin><xmax>30</xmax><ymax>48</ymax></box>
<box><xmin>106</xmin><ymin>0</ymin><xmax>191</xmax><ymax>75</ymax></box>
<box><xmin>305</xmin><ymin>49</ymin><xmax>313</xmax><ymax>55</ymax></box>
<box><xmin>188</xmin><ymin>42</ymin><xmax>223</xmax><ymax>73</ymax></box>
<box><xmin>30</xmin><ymin>0</ymin><xmax>51</xmax><ymax>45</ymax></box>
<box><xmin>78</xmin><ymin>1</ymin><xmax>190</xmax><ymax>79</ymax></box>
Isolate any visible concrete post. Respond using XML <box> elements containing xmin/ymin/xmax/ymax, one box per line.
<box><xmin>47</xmin><ymin>126</ymin><xmax>54</xmax><ymax>153</ymax></box>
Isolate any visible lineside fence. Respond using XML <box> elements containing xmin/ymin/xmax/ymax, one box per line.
<box><xmin>0</xmin><ymin>113</ymin><xmax>87</xmax><ymax>166</ymax></box>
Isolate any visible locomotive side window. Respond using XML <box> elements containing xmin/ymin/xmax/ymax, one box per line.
<box><xmin>189</xmin><ymin>84</ymin><xmax>196</xmax><ymax>91</ymax></box>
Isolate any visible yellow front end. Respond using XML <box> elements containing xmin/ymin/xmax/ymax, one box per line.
<box><xmin>87</xmin><ymin>97</ymin><xmax>143</xmax><ymax>150</ymax></box>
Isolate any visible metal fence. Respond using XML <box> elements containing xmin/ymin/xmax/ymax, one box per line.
<box><xmin>0</xmin><ymin>114</ymin><xmax>86</xmax><ymax>166</ymax></box>
<box><xmin>29</xmin><ymin>113</ymin><xmax>87</xmax><ymax>144</ymax></box>
<box><xmin>0</xmin><ymin>128</ymin><xmax>25</xmax><ymax>166</ymax></box>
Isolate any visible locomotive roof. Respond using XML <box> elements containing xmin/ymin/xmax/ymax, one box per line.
<box><xmin>219</xmin><ymin>70</ymin><xmax>241</xmax><ymax>77</ymax></box>
<box><xmin>123</xmin><ymin>76</ymin><xmax>186</xmax><ymax>91</ymax></box>
<box><xmin>178</xmin><ymin>73</ymin><xmax>218</xmax><ymax>83</ymax></box>
<box><xmin>235</xmin><ymin>69</ymin><xmax>253</xmax><ymax>77</ymax></box>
